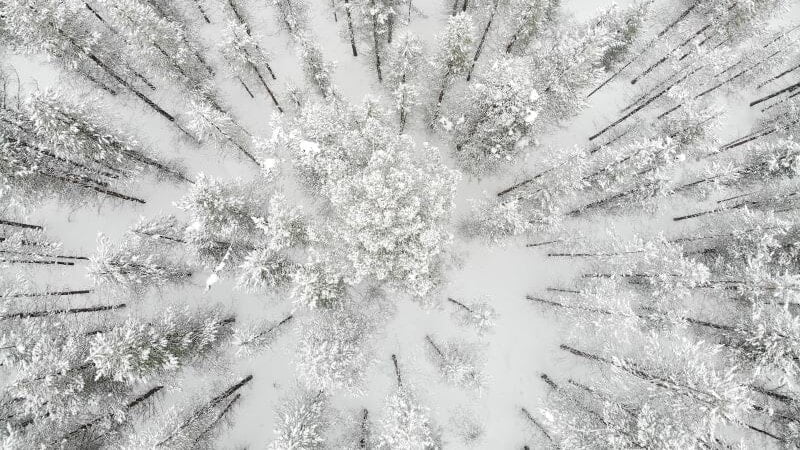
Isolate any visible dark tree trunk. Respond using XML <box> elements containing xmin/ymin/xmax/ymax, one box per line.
<box><xmin>1</xmin><ymin>289</ymin><xmax>92</xmax><ymax>299</ymax></box>
<box><xmin>751</xmin><ymin>79</ymin><xmax>800</xmax><ymax>107</ymax></box>
<box><xmin>193</xmin><ymin>394</ymin><xmax>242</xmax><ymax>445</ymax></box>
<box><xmin>155</xmin><ymin>375</ymin><xmax>254</xmax><ymax>447</ymax></box>
<box><xmin>193</xmin><ymin>0</ymin><xmax>211</xmax><ymax>23</ymax></box>
<box><xmin>253</xmin><ymin>65</ymin><xmax>284</xmax><ymax>112</ymax></box>
<box><xmin>590</xmin><ymin>70</ymin><xmax>692</xmax><ymax>141</ymax></box>
<box><xmin>345</xmin><ymin>0</ymin><xmax>358</xmax><ymax>56</ymax></box>
<box><xmin>2</xmin><ymin>303</ymin><xmax>127</xmax><ymax>320</ymax></box>
<box><xmin>391</xmin><ymin>354</ymin><xmax>402</xmax><ymax>387</ymax></box>
<box><xmin>0</xmin><ymin>219</ymin><xmax>42</xmax><ymax>230</ymax></box>
<box><xmin>520</xmin><ymin>407</ymin><xmax>555</xmax><ymax>444</ymax></box>
<box><xmin>358</xmin><ymin>409</ymin><xmax>369</xmax><ymax>448</ymax></box>
<box><xmin>465</xmin><ymin>3</ymin><xmax>497</xmax><ymax>82</ymax></box>
<box><xmin>447</xmin><ymin>297</ymin><xmax>473</xmax><ymax>312</ymax></box>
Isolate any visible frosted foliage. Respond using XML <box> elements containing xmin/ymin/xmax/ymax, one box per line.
<box><xmin>219</xmin><ymin>21</ymin><xmax>264</xmax><ymax>77</ymax></box>
<box><xmin>88</xmin><ymin>308</ymin><xmax>226</xmax><ymax>383</ymax></box>
<box><xmin>451</xmin><ymin>300</ymin><xmax>497</xmax><ymax>335</ymax></box>
<box><xmin>295</xmin><ymin>310</ymin><xmax>372</xmax><ymax>393</ymax></box>
<box><xmin>184</xmin><ymin>95</ymin><xmax>238</xmax><ymax>145</ymax></box>
<box><xmin>280</xmin><ymin>102</ymin><xmax>458</xmax><ymax>296</ymax></box>
<box><xmin>177</xmin><ymin>173</ymin><xmax>262</xmax><ymax>245</ymax></box>
<box><xmin>378</xmin><ymin>389</ymin><xmax>439</xmax><ymax>449</ymax></box>
<box><xmin>453</xmin><ymin>58</ymin><xmax>543</xmax><ymax>173</ymax></box>
<box><xmin>252</xmin><ymin>194</ymin><xmax>307</xmax><ymax>252</ymax></box>
<box><xmin>269</xmin><ymin>391</ymin><xmax>328</xmax><ymax>450</ymax></box>
<box><xmin>236</xmin><ymin>248</ymin><xmax>293</xmax><ymax>292</ymax></box>
<box><xmin>738</xmin><ymin>303</ymin><xmax>800</xmax><ymax>384</ymax></box>
<box><xmin>437</xmin><ymin>13</ymin><xmax>475</xmax><ymax>77</ymax></box>
<box><xmin>87</xmin><ymin>233</ymin><xmax>192</xmax><ymax>291</ymax></box>
<box><xmin>427</xmin><ymin>338</ymin><xmax>485</xmax><ymax>389</ymax></box>
<box><xmin>289</xmin><ymin>251</ymin><xmax>346</xmax><ymax>309</ymax></box>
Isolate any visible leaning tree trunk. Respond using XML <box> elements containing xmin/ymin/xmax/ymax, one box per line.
<box><xmin>465</xmin><ymin>1</ymin><xmax>497</xmax><ymax>82</ymax></box>
<box><xmin>344</xmin><ymin>0</ymin><xmax>358</xmax><ymax>56</ymax></box>
<box><xmin>2</xmin><ymin>303</ymin><xmax>127</xmax><ymax>320</ymax></box>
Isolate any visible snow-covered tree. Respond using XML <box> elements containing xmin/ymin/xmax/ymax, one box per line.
<box><xmin>430</xmin><ymin>12</ymin><xmax>474</xmax><ymax>123</ymax></box>
<box><xmin>295</xmin><ymin>308</ymin><xmax>374</xmax><ymax>394</ymax></box>
<box><xmin>446</xmin><ymin>296</ymin><xmax>497</xmax><ymax>335</ymax></box>
<box><xmin>450</xmin><ymin>57</ymin><xmax>543</xmax><ymax>174</ymax></box>
<box><xmin>275</xmin><ymin>100</ymin><xmax>459</xmax><ymax>297</ymax></box>
<box><xmin>176</xmin><ymin>173</ymin><xmax>268</xmax><ymax>270</ymax></box>
<box><xmin>273</xmin><ymin>0</ymin><xmax>309</xmax><ymax>36</ymax></box>
<box><xmin>298</xmin><ymin>38</ymin><xmax>338</xmax><ymax>100</ymax></box>
<box><xmin>385</xmin><ymin>32</ymin><xmax>423</xmax><ymax>131</ymax></box>
<box><xmin>269</xmin><ymin>389</ymin><xmax>329</xmax><ymax>449</ymax></box>
<box><xmin>87</xmin><ymin>232</ymin><xmax>193</xmax><ymax>292</ymax></box>
<box><xmin>147</xmin><ymin>375</ymin><xmax>253</xmax><ymax>448</ymax></box>
<box><xmin>88</xmin><ymin>307</ymin><xmax>232</xmax><ymax>383</ymax></box>
<box><xmin>89</xmin><ymin>0</ymin><xmax>210</xmax><ymax>86</ymax></box>
<box><xmin>183</xmin><ymin>90</ymin><xmax>259</xmax><ymax>164</ymax></box>
<box><xmin>377</xmin><ymin>387</ymin><xmax>440</xmax><ymax>449</ymax></box>
<box><xmin>501</xmin><ymin>0</ymin><xmax>560</xmax><ymax>55</ymax></box>
<box><xmin>218</xmin><ymin>20</ymin><xmax>283</xmax><ymax>111</ymax></box>
<box><xmin>424</xmin><ymin>335</ymin><xmax>485</xmax><ymax>389</ymax></box>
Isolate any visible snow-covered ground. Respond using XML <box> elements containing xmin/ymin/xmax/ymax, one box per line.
<box><xmin>5</xmin><ymin>0</ymin><xmax>798</xmax><ymax>447</ymax></box>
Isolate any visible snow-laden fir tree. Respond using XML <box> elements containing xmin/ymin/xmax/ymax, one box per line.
<box><xmin>424</xmin><ymin>335</ymin><xmax>485</xmax><ymax>389</ymax></box>
<box><xmin>176</xmin><ymin>173</ymin><xmax>268</xmax><ymax>271</ymax></box>
<box><xmin>273</xmin><ymin>0</ymin><xmax>309</xmax><ymax>37</ymax></box>
<box><xmin>430</xmin><ymin>12</ymin><xmax>474</xmax><ymax>124</ymax></box>
<box><xmin>88</xmin><ymin>307</ymin><xmax>233</xmax><ymax>383</ymax></box>
<box><xmin>269</xmin><ymin>389</ymin><xmax>329</xmax><ymax>449</ymax></box>
<box><xmin>272</xmin><ymin>100</ymin><xmax>459</xmax><ymax>297</ymax></box>
<box><xmin>384</xmin><ymin>32</ymin><xmax>423</xmax><ymax>131</ymax></box>
<box><xmin>218</xmin><ymin>20</ymin><xmax>283</xmax><ymax>111</ymax></box>
<box><xmin>500</xmin><ymin>0</ymin><xmax>560</xmax><ymax>55</ymax></box>
<box><xmin>295</xmin><ymin>308</ymin><xmax>374</xmax><ymax>394</ymax></box>
<box><xmin>89</xmin><ymin>0</ymin><xmax>210</xmax><ymax>86</ymax></box>
<box><xmin>446</xmin><ymin>296</ymin><xmax>497</xmax><ymax>335</ymax></box>
<box><xmin>88</xmin><ymin>232</ymin><xmax>194</xmax><ymax>293</ymax></box>
<box><xmin>298</xmin><ymin>37</ymin><xmax>338</xmax><ymax>100</ymax></box>
<box><xmin>377</xmin><ymin>386</ymin><xmax>440</xmax><ymax>449</ymax></box>
<box><xmin>132</xmin><ymin>375</ymin><xmax>253</xmax><ymax>449</ymax></box>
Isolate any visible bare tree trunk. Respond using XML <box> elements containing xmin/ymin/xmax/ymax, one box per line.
<box><xmin>193</xmin><ymin>0</ymin><xmax>211</xmax><ymax>23</ymax></box>
<box><xmin>391</xmin><ymin>354</ymin><xmax>402</xmax><ymax>387</ymax></box>
<box><xmin>253</xmin><ymin>66</ymin><xmax>284</xmax><ymax>112</ymax></box>
<box><xmin>2</xmin><ymin>303</ymin><xmax>127</xmax><ymax>320</ymax></box>
<box><xmin>155</xmin><ymin>375</ymin><xmax>254</xmax><ymax>447</ymax></box>
<box><xmin>358</xmin><ymin>409</ymin><xmax>369</xmax><ymax>448</ymax></box>
<box><xmin>520</xmin><ymin>407</ymin><xmax>555</xmax><ymax>444</ymax></box>
<box><xmin>344</xmin><ymin>0</ymin><xmax>358</xmax><ymax>56</ymax></box>
<box><xmin>589</xmin><ymin>70</ymin><xmax>692</xmax><ymax>141</ymax></box>
<box><xmin>0</xmin><ymin>219</ymin><xmax>42</xmax><ymax>230</ymax></box>
<box><xmin>750</xmin><ymin>79</ymin><xmax>800</xmax><ymax>107</ymax></box>
<box><xmin>465</xmin><ymin>1</ymin><xmax>497</xmax><ymax>82</ymax></box>
<box><xmin>1</xmin><ymin>289</ymin><xmax>93</xmax><ymax>299</ymax></box>
<box><xmin>447</xmin><ymin>297</ymin><xmax>473</xmax><ymax>312</ymax></box>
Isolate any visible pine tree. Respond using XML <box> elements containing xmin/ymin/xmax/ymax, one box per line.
<box><xmin>424</xmin><ymin>335</ymin><xmax>485</xmax><ymax>389</ymax></box>
<box><xmin>273</xmin><ymin>100</ymin><xmax>459</xmax><ymax>297</ymax></box>
<box><xmin>430</xmin><ymin>12</ymin><xmax>474</xmax><ymax>124</ymax></box>
<box><xmin>88</xmin><ymin>308</ymin><xmax>233</xmax><ymax>383</ymax></box>
<box><xmin>384</xmin><ymin>32</ymin><xmax>423</xmax><ymax>131</ymax></box>
<box><xmin>295</xmin><ymin>308</ymin><xmax>374</xmax><ymax>394</ymax></box>
<box><xmin>87</xmin><ymin>232</ymin><xmax>194</xmax><ymax>293</ymax></box>
<box><xmin>377</xmin><ymin>384</ymin><xmax>440</xmax><ymax>449</ymax></box>
<box><xmin>269</xmin><ymin>389</ymin><xmax>329</xmax><ymax>449</ymax></box>
<box><xmin>501</xmin><ymin>0</ymin><xmax>560</xmax><ymax>55</ymax></box>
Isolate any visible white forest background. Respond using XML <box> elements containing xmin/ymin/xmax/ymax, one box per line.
<box><xmin>4</xmin><ymin>0</ymin><xmax>799</xmax><ymax>447</ymax></box>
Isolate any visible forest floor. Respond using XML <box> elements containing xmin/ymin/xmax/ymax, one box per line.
<box><xmin>7</xmin><ymin>0</ymin><xmax>796</xmax><ymax>447</ymax></box>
